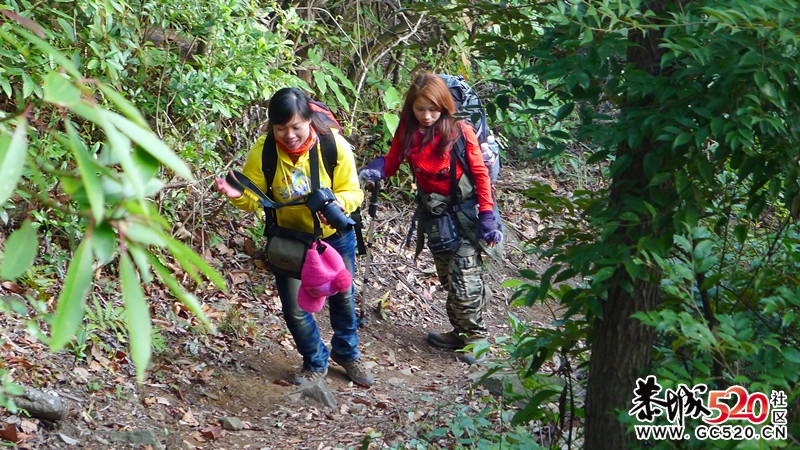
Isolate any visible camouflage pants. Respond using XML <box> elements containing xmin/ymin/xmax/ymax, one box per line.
<box><xmin>432</xmin><ymin>237</ymin><xmax>487</xmax><ymax>340</ymax></box>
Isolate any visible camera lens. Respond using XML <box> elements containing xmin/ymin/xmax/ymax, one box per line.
<box><xmin>321</xmin><ymin>201</ymin><xmax>355</xmax><ymax>233</ymax></box>
<box><xmin>306</xmin><ymin>188</ymin><xmax>355</xmax><ymax>233</ymax></box>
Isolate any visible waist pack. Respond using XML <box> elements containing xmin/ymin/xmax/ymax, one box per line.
<box><xmin>421</xmin><ymin>211</ymin><xmax>460</xmax><ymax>255</ymax></box>
<box><xmin>266</xmin><ymin>228</ymin><xmax>316</xmax><ymax>279</ymax></box>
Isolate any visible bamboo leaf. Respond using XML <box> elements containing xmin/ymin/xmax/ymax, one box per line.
<box><xmin>119</xmin><ymin>252</ymin><xmax>151</xmax><ymax>381</ymax></box>
<box><xmin>64</xmin><ymin>122</ymin><xmax>105</xmax><ymax>223</ymax></box>
<box><xmin>1</xmin><ymin>219</ymin><xmax>38</xmax><ymax>280</ymax></box>
<box><xmin>50</xmin><ymin>239</ymin><xmax>94</xmax><ymax>351</ymax></box>
<box><xmin>0</xmin><ymin>116</ymin><xmax>28</xmax><ymax>207</ymax></box>
<box><xmin>162</xmin><ymin>233</ymin><xmax>227</xmax><ymax>291</ymax></box>
<box><xmin>105</xmin><ymin>112</ymin><xmax>193</xmax><ymax>181</ymax></box>
<box><xmin>148</xmin><ymin>253</ymin><xmax>214</xmax><ymax>331</ymax></box>
<box><xmin>96</xmin><ymin>82</ymin><xmax>147</xmax><ymax>128</ymax></box>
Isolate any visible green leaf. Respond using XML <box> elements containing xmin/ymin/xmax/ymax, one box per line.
<box><xmin>693</xmin><ymin>239</ymin><xmax>713</xmax><ymax>260</ymax></box>
<box><xmin>312</xmin><ymin>71</ymin><xmax>328</xmax><ymax>96</ymax></box>
<box><xmin>673</xmin><ymin>133</ymin><xmax>692</xmax><ymax>148</ymax></box>
<box><xmin>12</xmin><ymin>28</ymin><xmax>81</xmax><ymax>79</ymax></box>
<box><xmin>733</xmin><ymin>224</ymin><xmax>748</xmax><ymax>245</ymax></box>
<box><xmin>554</xmin><ymin>102</ymin><xmax>575</xmax><ymax>122</ymax></box>
<box><xmin>148</xmin><ymin>253</ymin><xmax>214</xmax><ymax>331</ymax></box>
<box><xmin>96</xmin><ymin>110</ymin><xmax>143</xmax><ymax>199</ymax></box>
<box><xmin>511</xmin><ymin>388</ymin><xmax>560</xmax><ymax>425</ymax></box>
<box><xmin>119</xmin><ymin>252</ymin><xmax>151</xmax><ymax>381</ymax></box>
<box><xmin>382</xmin><ymin>87</ymin><xmax>402</xmax><ymax>110</ymax></box>
<box><xmin>382</xmin><ymin>113</ymin><xmax>400</xmax><ymax>136</ymax></box>
<box><xmin>124</xmin><ymin>222</ymin><xmax>167</xmax><ymax>247</ymax></box>
<box><xmin>104</xmin><ymin>112</ymin><xmax>193</xmax><ymax>181</ymax></box>
<box><xmin>91</xmin><ymin>221</ymin><xmax>118</xmax><ymax>265</ymax></box>
<box><xmin>1</xmin><ymin>219</ymin><xmax>38</xmax><ymax>280</ymax></box>
<box><xmin>128</xmin><ymin>244</ymin><xmax>153</xmax><ymax>284</ymax></box>
<box><xmin>50</xmin><ymin>238</ymin><xmax>94</xmax><ymax>351</ymax></box>
<box><xmin>162</xmin><ymin>233</ymin><xmax>227</xmax><ymax>291</ymax></box>
<box><xmin>64</xmin><ymin>122</ymin><xmax>105</xmax><ymax>223</ymax></box>
<box><xmin>783</xmin><ymin>348</ymin><xmax>800</xmax><ymax>364</ymax></box>
<box><xmin>96</xmin><ymin>83</ymin><xmax>148</xmax><ymax>128</ymax></box>
<box><xmin>43</xmin><ymin>72</ymin><xmax>81</xmax><ymax>107</ymax></box>
<box><xmin>0</xmin><ymin>116</ymin><xmax>28</xmax><ymax>207</ymax></box>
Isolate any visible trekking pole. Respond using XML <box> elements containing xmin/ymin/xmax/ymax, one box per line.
<box><xmin>357</xmin><ymin>180</ymin><xmax>381</xmax><ymax>326</ymax></box>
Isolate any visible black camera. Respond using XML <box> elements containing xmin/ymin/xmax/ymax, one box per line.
<box><xmin>305</xmin><ymin>188</ymin><xmax>356</xmax><ymax>233</ymax></box>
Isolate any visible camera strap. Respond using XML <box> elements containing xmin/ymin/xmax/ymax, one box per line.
<box><xmin>308</xmin><ymin>142</ymin><xmax>323</xmax><ymax>239</ymax></box>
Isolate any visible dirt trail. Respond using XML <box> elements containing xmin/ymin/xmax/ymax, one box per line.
<box><xmin>1</xmin><ymin>167</ymin><xmax>557</xmax><ymax>449</ymax></box>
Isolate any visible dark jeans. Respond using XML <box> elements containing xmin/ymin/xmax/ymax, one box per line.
<box><xmin>275</xmin><ymin>229</ymin><xmax>360</xmax><ymax>372</ymax></box>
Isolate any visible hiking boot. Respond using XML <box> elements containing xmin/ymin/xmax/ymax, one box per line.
<box><xmin>427</xmin><ymin>330</ymin><xmax>466</xmax><ymax>350</ymax></box>
<box><xmin>331</xmin><ymin>354</ymin><xmax>375</xmax><ymax>387</ymax></box>
<box><xmin>292</xmin><ymin>367</ymin><xmax>328</xmax><ymax>385</ymax></box>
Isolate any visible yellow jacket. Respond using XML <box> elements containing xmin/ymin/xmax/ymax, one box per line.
<box><xmin>230</xmin><ymin>131</ymin><xmax>364</xmax><ymax>238</ymax></box>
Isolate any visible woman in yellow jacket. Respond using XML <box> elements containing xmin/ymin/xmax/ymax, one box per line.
<box><xmin>215</xmin><ymin>87</ymin><xmax>373</xmax><ymax>386</ymax></box>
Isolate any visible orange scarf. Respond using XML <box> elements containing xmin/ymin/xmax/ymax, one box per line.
<box><xmin>276</xmin><ymin>126</ymin><xmax>317</xmax><ymax>157</ymax></box>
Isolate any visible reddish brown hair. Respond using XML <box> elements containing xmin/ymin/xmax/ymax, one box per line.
<box><xmin>397</xmin><ymin>72</ymin><xmax>462</xmax><ymax>160</ymax></box>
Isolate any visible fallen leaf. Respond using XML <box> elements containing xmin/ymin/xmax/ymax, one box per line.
<box><xmin>58</xmin><ymin>433</ymin><xmax>79</xmax><ymax>445</ymax></box>
<box><xmin>0</xmin><ymin>422</ymin><xmax>18</xmax><ymax>443</ymax></box>
<box><xmin>18</xmin><ymin>421</ymin><xmax>36</xmax><ymax>434</ymax></box>
<box><xmin>179</xmin><ymin>409</ymin><xmax>200</xmax><ymax>427</ymax></box>
<box><xmin>199</xmin><ymin>425</ymin><xmax>223</xmax><ymax>440</ymax></box>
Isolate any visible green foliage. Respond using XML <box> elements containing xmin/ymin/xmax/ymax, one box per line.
<box><xmin>0</xmin><ymin>9</ymin><xmax>231</xmax><ymax>382</ymax></box>
<box><xmin>478</xmin><ymin>0</ymin><xmax>800</xmax><ymax>446</ymax></box>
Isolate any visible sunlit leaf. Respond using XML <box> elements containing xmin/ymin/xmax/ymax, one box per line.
<box><xmin>96</xmin><ymin>110</ymin><xmax>142</xmax><ymax>199</ymax></box>
<box><xmin>43</xmin><ymin>72</ymin><xmax>81</xmax><ymax>107</ymax></box>
<box><xmin>64</xmin><ymin>122</ymin><xmax>105</xmax><ymax>223</ymax></box>
<box><xmin>382</xmin><ymin>113</ymin><xmax>400</xmax><ymax>136</ymax></box>
<box><xmin>0</xmin><ymin>219</ymin><xmax>38</xmax><ymax>280</ymax></box>
<box><xmin>128</xmin><ymin>244</ymin><xmax>153</xmax><ymax>284</ymax></box>
<box><xmin>119</xmin><ymin>252</ymin><xmax>151</xmax><ymax>381</ymax></box>
<box><xmin>50</xmin><ymin>238</ymin><xmax>94</xmax><ymax>351</ymax></box>
<box><xmin>96</xmin><ymin>82</ymin><xmax>148</xmax><ymax>127</ymax></box>
<box><xmin>124</xmin><ymin>222</ymin><xmax>167</xmax><ymax>247</ymax></box>
<box><xmin>105</xmin><ymin>112</ymin><xmax>193</xmax><ymax>181</ymax></box>
<box><xmin>162</xmin><ymin>233</ymin><xmax>227</xmax><ymax>291</ymax></box>
<box><xmin>91</xmin><ymin>221</ymin><xmax>118</xmax><ymax>265</ymax></box>
<box><xmin>148</xmin><ymin>253</ymin><xmax>214</xmax><ymax>331</ymax></box>
<box><xmin>0</xmin><ymin>117</ymin><xmax>28</xmax><ymax>207</ymax></box>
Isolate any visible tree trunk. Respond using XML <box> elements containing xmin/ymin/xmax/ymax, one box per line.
<box><xmin>585</xmin><ymin>277</ymin><xmax>659</xmax><ymax>449</ymax></box>
<box><xmin>584</xmin><ymin>1</ymin><xmax>673</xmax><ymax>448</ymax></box>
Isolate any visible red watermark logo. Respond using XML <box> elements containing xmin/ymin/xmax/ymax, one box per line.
<box><xmin>630</xmin><ymin>375</ymin><xmax>788</xmax><ymax>442</ymax></box>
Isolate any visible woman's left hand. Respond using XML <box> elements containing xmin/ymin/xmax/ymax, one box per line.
<box><xmin>478</xmin><ymin>211</ymin><xmax>503</xmax><ymax>247</ymax></box>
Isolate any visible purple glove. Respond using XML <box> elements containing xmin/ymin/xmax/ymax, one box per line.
<box><xmin>478</xmin><ymin>211</ymin><xmax>503</xmax><ymax>244</ymax></box>
<box><xmin>358</xmin><ymin>156</ymin><xmax>386</xmax><ymax>186</ymax></box>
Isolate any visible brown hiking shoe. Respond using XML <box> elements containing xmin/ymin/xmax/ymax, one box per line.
<box><xmin>331</xmin><ymin>355</ymin><xmax>375</xmax><ymax>387</ymax></box>
<box><xmin>292</xmin><ymin>367</ymin><xmax>328</xmax><ymax>385</ymax></box>
<box><xmin>427</xmin><ymin>330</ymin><xmax>466</xmax><ymax>350</ymax></box>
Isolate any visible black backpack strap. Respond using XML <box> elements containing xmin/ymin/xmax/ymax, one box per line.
<box><xmin>319</xmin><ymin>132</ymin><xmax>367</xmax><ymax>255</ymax></box>
<box><xmin>318</xmin><ymin>132</ymin><xmax>338</xmax><ymax>184</ymax></box>
<box><xmin>261</xmin><ymin>133</ymin><xmax>279</xmax><ymax>200</ymax></box>
<box><xmin>308</xmin><ymin>143</ymin><xmax>323</xmax><ymax>238</ymax></box>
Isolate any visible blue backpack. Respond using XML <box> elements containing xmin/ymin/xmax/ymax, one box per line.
<box><xmin>438</xmin><ymin>74</ymin><xmax>501</xmax><ymax>184</ymax></box>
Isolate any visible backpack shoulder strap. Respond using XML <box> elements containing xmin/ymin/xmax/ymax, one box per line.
<box><xmin>318</xmin><ymin>132</ymin><xmax>338</xmax><ymax>181</ymax></box>
<box><xmin>452</xmin><ymin>135</ymin><xmax>472</xmax><ymax>183</ymax></box>
<box><xmin>262</xmin><ymin>134</ymin><xmax>279</xmax><ymax>200</ymax></box>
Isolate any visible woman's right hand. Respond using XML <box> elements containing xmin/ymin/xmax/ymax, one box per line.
<box><xmin>214</xmin><ymin>175</ymin><xmax>242</xmax><ymax>199</ymax></box>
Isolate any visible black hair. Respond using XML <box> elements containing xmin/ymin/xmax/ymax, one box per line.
<box><xmin>266</xmin><ymin>87</ymin><xmax>331</xmax><ymax>136</ymax></box>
